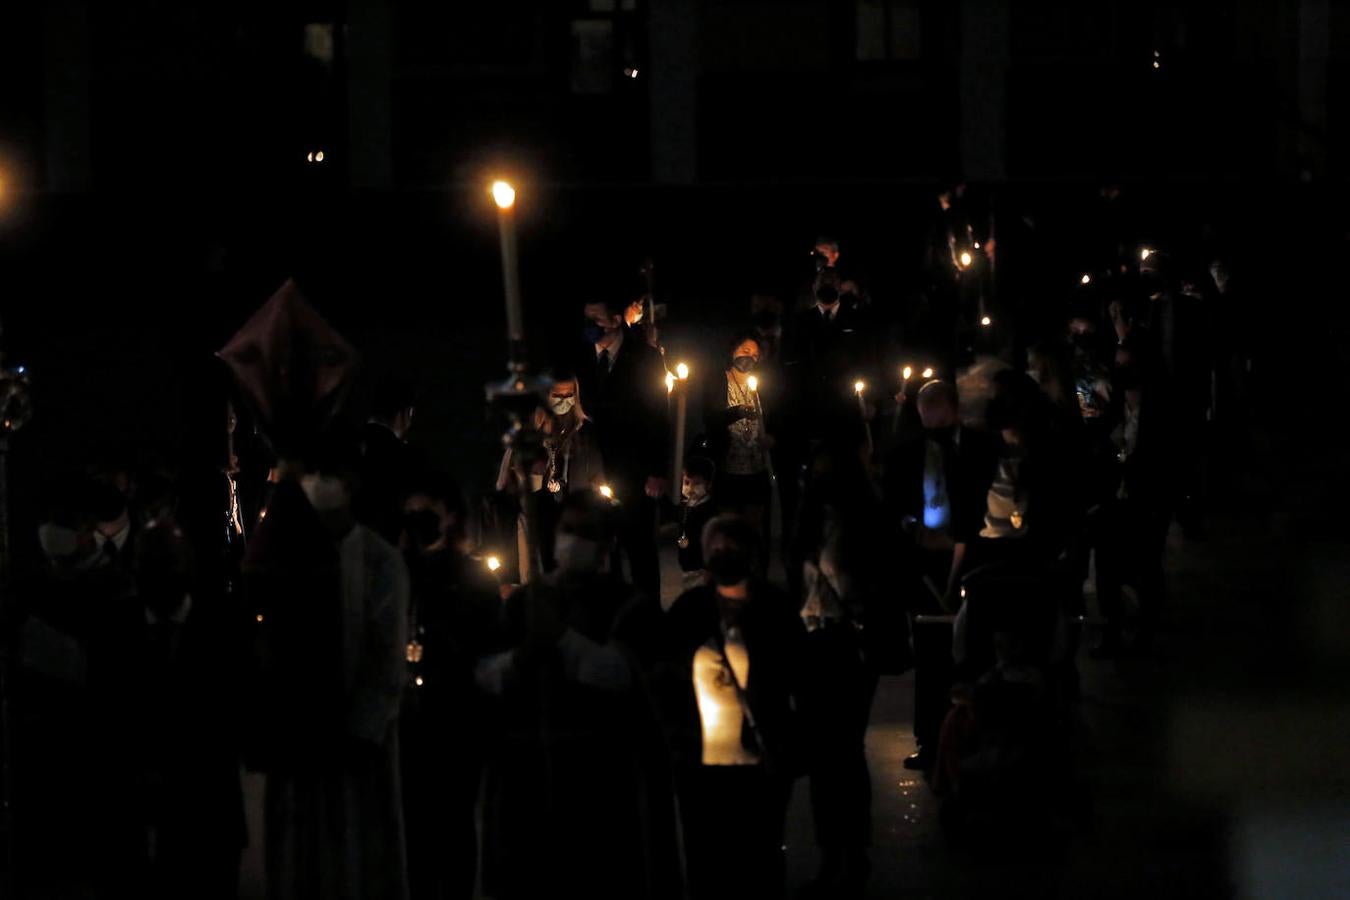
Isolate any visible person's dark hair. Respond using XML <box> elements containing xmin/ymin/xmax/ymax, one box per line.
<box><xmin>986</xmin><ymin>370</ymin><xmax>1043</xmax><ymax>434</ymax></box>
<box><xmin>684</xmin><ymin>455</ymin><xmax>716</xmax><ymax>484</ymax></box>
<box><xmin>84</xmin><ymin>479</ymin><xmax>129</xmax><ymax>523</ymax></box>
<box><xmin>372</xmin><ymin>374</ymin><xmax>416</xmax><ymax>421</ymax></box>
<box><xmin>815</xmin><ymin>235</ymin><xmax>839</xmax><ymax>252</ymax></box>
<box><xmin>725</xmin><ymin>330</ymin><xmax>763</xmax><ymax>366</ymax></box>
<box><xmin>701</xmin><ymin>513</ymin><xmax>761</xmax><ymax>560</ymax></box>
<box><xmin>814</xmin><ymin>268</ymin><xmax>842</xmax><ymax>294</ymax></box>
<box><xmin>405</xmin><ymin>470</ymin><xmax>467</xmax><ymax>521</ymax></box>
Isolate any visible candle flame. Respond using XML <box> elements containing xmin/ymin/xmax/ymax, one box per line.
<box><xmin>980</xmin><ymin>316</ymin><xmax>992</xmax><ymax>327</ymax></box>
<box><xmin>486</xmin><ymin>555</ymin><xmax>502</xmax><ymax>572</ymax></box>
<box><xmin>959</xmin><ymin>250</ymin><xmax>973</xmax><ymax>268</ymax></box>
<box><xmin>598</xmin><ymin>484</ymin><xmax>614</xmax><ymax>500</ymax></box>
<box><xmin>922</xmin><ymin>367</ymin><xmax>934</xmax><ymax>379</ymax></box>
<box><xmin>747</xmin><ymin>375</ymin><xmax>758</xmax><ymax>392</ymax></box>
<box><xmin>665</xmin><ymin>371</ymin><xmax>676</xmax><ymax>393</ymax></box>
<box><xmin>854</xmin><ymin>380</ymin><xmax>865</xmax><ymax>394</ymax></box>
<box><xmin>1140</xmin><ymin>247</ymin><xmax>1153</xmax><ymax>261</ymax></box>
<box><xmin>675</xmin><ymin>362</ymin><xmax>690</xmax><ymax>380</ymax></box>
<box><xmin>491</xmin><ymin>180</ymin><xmax>516</xmax><ymax>210</ymax></box>
<box><xmin>1081</xmin><ymin>273</ymin><xmax>1091</xmax><ymax>285</ymax></box>
<box><xmin>902</xmin><ymin>366</ymin><xmax>913</xmax><ymax>381</ymax></box>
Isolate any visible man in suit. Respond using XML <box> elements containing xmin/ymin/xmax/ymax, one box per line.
<box><xmin>356</xmin><ymin>374</ymin><xmax>423</xmax><ymax>543</ymax></box>
<box><xmin>572</xmin><ymin>296</ymin><xmax>670</xmax><ymax>601</ymax></box>
<box><xmin>883</xmin><ymin>380</ymin><xmax>996</xmax><ymax>771</ymax></box>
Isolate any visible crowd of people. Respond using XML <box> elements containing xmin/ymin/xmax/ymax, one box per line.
<box><xmin>2</xmin><ymin>183</ymin><xmax>1250</xmax><ymax>899</ymax></box>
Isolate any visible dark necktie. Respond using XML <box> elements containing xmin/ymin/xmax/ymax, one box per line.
<box><xmin>598</xmin><ymin>349</ymin><xmax>611</xmax><ymax>377</ymax></box>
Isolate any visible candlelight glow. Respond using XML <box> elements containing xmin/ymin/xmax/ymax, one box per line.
<box><xmin>854</xmin><ymin>380</ymin><xmax>865</xmax><ymax>395</ymax></box>
<box><xmin>675</xmin><ymin>362</ymin><xmax>690</xmax><ymax>380</ymax></box>
<box><xmin>921</xmin><ymin>367</ymin><xmax>934</xmax><ymax>379</ymax></box>
<box><xmin>747</xmin><ymin>375</ymin><xmax>758</xmax><ymax>392</ymax></box>
<box><xmin>414</xmin><ymin>676</ymin><xmax>424</xmax><ymax>687</ymax></box>
<box><xmin>665</xmin><ymin>371</ymin><xmax>676</xmax><ymax>393</ymax></box>
<box><xmin>902</xmin><ymin>366</ymin><xmax>913</xmax><ymax>381</ymax></box>
<box><xmin>491</xmin><ymin>180</ymin><xmax>516</xmax><ymax>210</ymax></box>
<box><xmin>1081</xmin><ymin>273</ymin><xmax>1092</xmax><ymax>285</ymax></box>
<box><xmin>959</xmin><ymin>250</ymin><xmax>973</xmax><ymax>268</ymax></box>
<box><xmin>1140</xmin><ymin>247</ymin><xmax>1154</xmax><ymax>262</ymax></box>
<box><xmin>486</xmin><ymin>555</ymin><xmax>502</xmax><ymax>573</ymax></box>
<box><xmin>981</xmin><ymin>315</ymin><xmax>992</xmax><ymax>327</ymax></box>
<box><xmin>598</xmin><ymin>484</ymin><xmax>614</xmax><ymax>500</ymax></box>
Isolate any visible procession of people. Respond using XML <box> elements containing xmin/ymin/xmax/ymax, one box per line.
<box><xmin>1</xmin><ymin>181</ymin><xmax>1251</xmax><ymax>900</ymax></box>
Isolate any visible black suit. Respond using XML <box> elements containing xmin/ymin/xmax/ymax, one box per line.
<box><xmin>356</xmin><ymin>422</ymin><xmax>423</xmax><ymax>544</ymax></box>
<box><xmin>573</xmin><ymin>330</ymin><xmax>671</xmax><ymax>600</ymax></box>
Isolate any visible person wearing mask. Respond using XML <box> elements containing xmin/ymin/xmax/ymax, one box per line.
<box><xmin>357</xmin><ymin>374</ymin><xmax>424</xmax><ymax>543</ymax></box>
<box><xmin>676</xmin><ymin>456</ymin><xmax>719</xmax><ymax>590</ymax></box>
<box><xmin>1092</xmin><ymin>365</ymin><xmax>1173</xmax><ymax>658</ymax></box>
<box><xmin>794</xmin><ymin>426</ymin><xmax>891</xmax><ymax>899</ymax></box>
<box><xmin>660</xmin><ymin>514</ymin><xmax>807</xmax><ymax>900</ymax></box>
<box><xmin>496</xmin><ymin>373</ymin><xmax>605</xmax><ymax>578</ymax></box>
<box><xmin>702</xmin><ymin>332</ymin><xmax>773</xmax><ymax>544</ymax></box>
<box><xmin>955</xmin><ymin>373</ymin><xmax>1077</xmax><ymax>682</ymax></box>
<box><xmin>102</xmin><ymin>523</ymin><xmax>246</xmax><ymax>899</ymax></box>
<box><xmin>572</xmin><ymin>296</ymin><xmax>671</xmax><ymax>601</ymax></box>
<box><xmin>475</xmin><ymin>492</ymin><xmax>678</xmax><ymax>900</ymax></box>
<box><xmin>245</xmin><ymin>444</ymin><xmax>409</xmax><ymax>900</ymax></box>
<box><xmin>883</xmin><ymin>381</ymin><xmax>997</xmax><ymax>772</ymax></box>
<box><xmin>398</xmin><ymin>474</ymin><xmax>500</xmax><ymax>900</ymax></box>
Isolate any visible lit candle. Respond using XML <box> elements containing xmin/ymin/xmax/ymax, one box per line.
<box><xmin>491</xmin><ymin>180</ymin><xmax>525</xmax><ymax>369</ymax></box>
<box><xmin>855</xmin><ymin>380</ymin><xmax>873</xmax><ymax>458</ymax></box>
<box><xmin>671</xmin><ymin>362</ymin><xmax>690</xmax><ymax>492</ymax></box>
<box><xmin>922</xmin><ymin>367</ymin><xmax>934</xmax><ymax>380</ymax></box>
<box><xmin>958</xmin><ymin>250</ymin><xmax>973</xmax><ymax>269</ymax></box>
<box><xmin>1081</xmin><ymin>273</ymin><xmax>1092</xmax><ymax>285</ymax></box>
<box><xmin>486</xmin><ymin>555</ymin><xmax>502</xmax><ymax>573</ymax></box>
<box><xmin>598</xmin><ymin>484</ymin><xmax>615</xmax><ymax>501</ymax></box>
<box><xmin>980</xmin><ymin>315</ymin><xmax>992</xmax><ymax>327</ymax></box>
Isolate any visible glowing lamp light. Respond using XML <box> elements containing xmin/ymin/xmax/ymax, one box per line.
<box><xmin>598</xmin><ymin>484</ymin><xmax>615</xmax><ymax>500</ymax></box>
<box><xmin>675</xmin><ymin>362</ymin><xmax>690</xmax><ymax>381</ymax></box>
<box><xmin>486</xmin><ymin>555</ymin><xmax>502</xmax><ymax>573</ymax></box>
<box><xmin>491</xmin><ymin>180</ymin><xmax>516</xmax><ymax>210</ymax></box>
<box><xmin>981</xmin><ymin>315</ymin><xmax>992</xmax><ymax>327</ymax></box>
<box><xmin>958</xmin><ymin>250</ymin><xmax>973</xmax><ymax>269</ymax></box>
<box><xmin>665</xmin><ymin>371</ymin><xmax>676</xmax><ymax>393</ymax></box>
<box><xmin>902</xmin><ymin>366</ymin><xmax>913</xmax><ymax>381</ymax></box>
<box><xmin>921</xmin><ymin>367</ymin><xmax>934</xmax><ymax>380</ymax></box>
<box><xmin>1081</xmin><ymin>273</ymin><xmax>1092</xmax><ymax>285</ymax></box>
<box><xmin>747</xmin><ymin>375</ymin><xmax>759</xmax><ymax>392</ymax></box>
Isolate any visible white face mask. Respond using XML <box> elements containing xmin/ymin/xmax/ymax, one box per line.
<box><xmin>554</xmin><ymin>533</ymin><xmax>606</xmax><ymax>575</ymax></box>
<box><xmin>548</xmin><ymin>396</ymin><xmax>577</xmax><ymax>416</ymax></box>
<box><xmin>301</xmin><ymin>474</ymin><xmax>349</xmax><ymax>513</ymax></box>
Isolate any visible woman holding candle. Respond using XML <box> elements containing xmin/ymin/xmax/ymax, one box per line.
<box><xmin>702</xmin><ymin>332</ymin><xmax>774</xmax><ymax>547</ymax></box>
<box><xmin>495</xmin><ymin>372</ymin><xmax>604</xmax><ymax>577</ymax></box>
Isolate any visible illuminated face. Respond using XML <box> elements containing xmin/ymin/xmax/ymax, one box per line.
<box><xmin>624</xmin><ymin>298</ymin><xmax>645</xmax><ymax>326</ymax></box>
<box><xmin>549</xmin><ymin>380</ymin><xmax>577</xmax><ymax>402</ymax></box>
<box><xmin>814</xmin><ymin>242</ymin><xmax>840</xmax><ymax>267</ymax></box>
